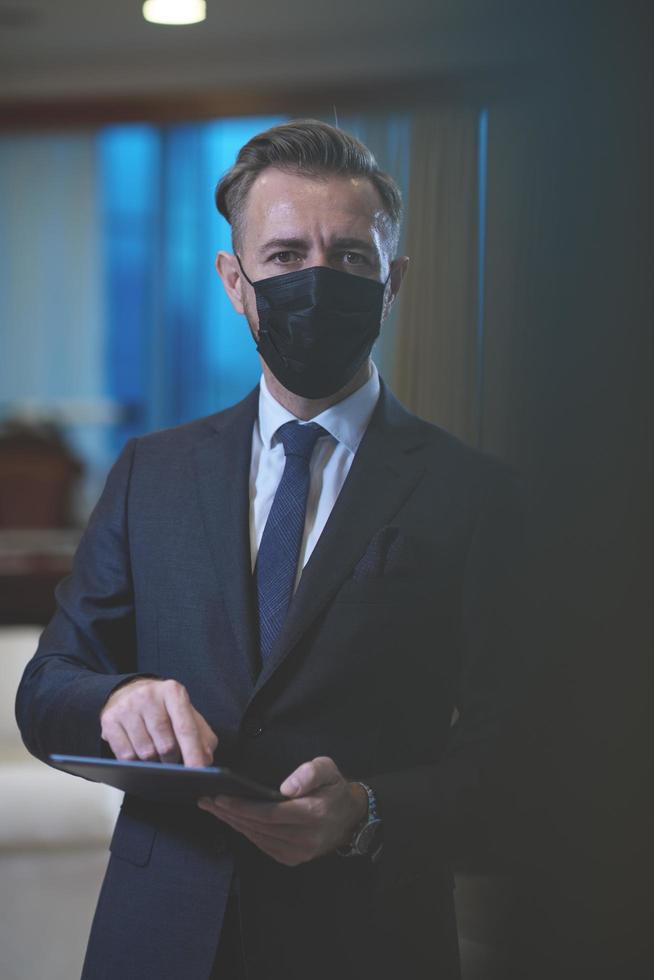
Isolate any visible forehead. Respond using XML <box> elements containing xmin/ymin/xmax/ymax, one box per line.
<box><xmin>241</xmin><ymin>167</ymin><xmax>388</xmax><ymax>245</ymax></box>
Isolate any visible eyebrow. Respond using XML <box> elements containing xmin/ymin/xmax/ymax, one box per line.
<box><xmin>257</xmin><ymin>236</ymin><xmax>377</xmax><ymax>256</ymax></box>
<box><xmin>257</xmin><ymin>237</ymin><xmax>308</xmax><ymax>256</ymax></box>
<box><xmin>330</xmin><ymin>237</ymin><xmax>377</xmax><ymax>255</ymax></box>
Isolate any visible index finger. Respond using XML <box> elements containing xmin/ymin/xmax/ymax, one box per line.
<box><xmin>163</xmin><ymin>683</ymin><xmax>209</xmax><ymax>767</ymax></box>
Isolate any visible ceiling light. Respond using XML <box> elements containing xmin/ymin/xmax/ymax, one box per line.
<box><xmin>142</xmin><ymin>0</ymin><xmax>206</xmax><ymax>25</ymax></box>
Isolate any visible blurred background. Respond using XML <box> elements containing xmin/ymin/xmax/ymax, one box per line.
<box><xmin>0</xmin><ymin>1</ymin><xmax>652</xmax><ymax>978</ymax></box>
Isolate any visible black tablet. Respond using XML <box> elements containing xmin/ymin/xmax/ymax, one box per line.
<box><xmin>49</xmin><ymin>754</ymin><xmax>286</xmax><ymax>803</ymax></box>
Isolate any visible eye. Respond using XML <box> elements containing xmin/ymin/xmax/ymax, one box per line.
<box><xmin>271</xmin><ymin>251</ymin><xmax>300</xmax><ymax>264</ymax></box>
<box><xmin>341</xmin><ymin>252</ymin><xmax>368</xmax><ymax>266</ymax></box>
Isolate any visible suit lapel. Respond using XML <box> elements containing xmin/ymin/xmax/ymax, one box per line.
<box><xmin>193</xmin><ymin>389</ymin><xmax>260</xmax><ymax>695</ymax></box>
<box><xmin>251</xmin><ymin>383</ymin><xmax>427</xmax><ymax>698</ymax></box>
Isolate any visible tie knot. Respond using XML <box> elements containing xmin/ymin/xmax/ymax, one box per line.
<box><xmin>276</xmin><ymin>420</ymin><xmax>325</xmax><ymax>460</ymax></box>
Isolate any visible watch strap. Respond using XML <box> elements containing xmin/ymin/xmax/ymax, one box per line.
<box><xmin>336</xmin><ymin>782</ymin><xmax>382</xmax><ymax>860</ymax></box>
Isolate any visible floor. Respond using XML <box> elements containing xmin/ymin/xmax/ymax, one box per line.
<box><xmin>0</xmin><ymin>847</ymin><xmax>109</xmax><ymax>980</ymax></box>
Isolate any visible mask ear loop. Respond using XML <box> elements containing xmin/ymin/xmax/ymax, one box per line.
<box><xmin>381</xmin><ymin>263</ymin><xmax>394</xmax><ymax>311</ymax></box>
<box><xmin>235</xmin><ymin>253</ymin><xmax>279</xmax><ymax>355</ymax></box>
<box><xmin>235</xmin><ymin>253</ymin><xmax>255</xmax><ymax>288</ymax></box>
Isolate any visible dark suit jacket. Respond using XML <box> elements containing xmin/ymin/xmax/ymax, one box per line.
<box><xmin>15</xmin><ymin>380</ymin><xmax>522</xmax><ymax>980</ymax></box>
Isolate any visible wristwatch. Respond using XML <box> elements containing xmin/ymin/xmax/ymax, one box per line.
<box><xmin>336</xmin><ymin>782</ymin><xmax>383</xmax><ymax>862</ymax></box>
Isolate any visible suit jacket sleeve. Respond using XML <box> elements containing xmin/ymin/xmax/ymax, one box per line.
<box><xmin>15</xmin><ymin>438</ymin><xmax>160</xmax><ymax>765</ymax></box>
<box><xmin>364</xmin><ymin>461</ymin><xmax>525</xmax><ymax>884</ymax></box>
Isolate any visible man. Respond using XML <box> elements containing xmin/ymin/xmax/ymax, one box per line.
<box><xmin>15</xmin><ymin>120</ymin><xmax>521</xmax><ymax>980</ymax></box>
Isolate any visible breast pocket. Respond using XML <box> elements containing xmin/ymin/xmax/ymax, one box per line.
<box><xmin>333</xmin><ymin>575</ymin><xmax>441</xmax><ymax>607</ymax></box>
<box><xmin>109</xmin><ymin>799</ymin><xmax>157</xmax><ymax>867</ymax></box>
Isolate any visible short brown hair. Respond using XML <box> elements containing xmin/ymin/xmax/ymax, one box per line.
<box><xmin>215</xmin><ymin>119</ymin><xmax>402</xmax><ymax>254</ymax></box>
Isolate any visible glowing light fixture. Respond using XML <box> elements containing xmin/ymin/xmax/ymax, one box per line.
<box><xmin>142</xmin><ymin>0</ymin><xmax>206</xmax><ymax>25</ymax></box>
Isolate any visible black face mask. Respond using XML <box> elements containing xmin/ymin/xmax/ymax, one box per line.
<box><xmin>236</xmin><ymin>256</ymin><xmax>390</xmax><ymax>399</ymax></box>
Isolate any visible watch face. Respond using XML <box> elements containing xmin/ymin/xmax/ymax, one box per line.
<box><xmin>357</xmin><ymin>817</ymin><xmax>383</xmax><ymax>855</ymax></box>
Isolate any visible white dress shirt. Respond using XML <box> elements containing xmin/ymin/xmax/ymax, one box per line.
<box><xmin>249</xmin><ymin>362</ymin><xmax>381</xmax><ymax>590</ymax></box>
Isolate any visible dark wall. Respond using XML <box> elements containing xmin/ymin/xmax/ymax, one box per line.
<box><xmin>484</xmin><ymin>4</ymin><xmax>653</xmax><ymax>976</ymax></box>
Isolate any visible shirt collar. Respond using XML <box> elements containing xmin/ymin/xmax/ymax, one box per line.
<box><xmin>258</xmin><ymin>361</ymin><xmax>381</xmax><ymax>455</ymax></box>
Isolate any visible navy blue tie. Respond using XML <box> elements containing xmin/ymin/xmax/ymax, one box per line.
<box><xmin>255</xmin><ymin>420</ymin><xmax>325</xmax><ymax>666</ymax></box>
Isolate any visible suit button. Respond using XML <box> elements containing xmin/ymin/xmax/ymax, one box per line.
<box><xmin>244</xmin><ymin>718</ymin><xmax>264</xmax><ymax>738</ymax></box>
<box><xmin>215</xmin><ymin>838</ymin><xmax>226</xmax><ymax>856</ymax></box>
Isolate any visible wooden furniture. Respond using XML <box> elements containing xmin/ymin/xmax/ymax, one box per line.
<box><xmin>0</xmin><ymin>421</ymin><xmax>82</xmax><ymax>624</ymax></box>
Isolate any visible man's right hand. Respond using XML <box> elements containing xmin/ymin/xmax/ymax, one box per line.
<box><xmin>100</xmin><ymin>678</ymin><xmax>218</xmax><ymax>767</ymax></box>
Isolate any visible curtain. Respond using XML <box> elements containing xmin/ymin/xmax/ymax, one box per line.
<box><xmin>0</xmin><ymin>134</ymin><xmax>102</xmax><ymax>411</ymax></box>
<box><xmin>0</xmin><ymin>132</ymin><xmax>110</xmax><ymax>514</ymax></box>
<box><xmin>393</xmin><ymin>106</ymin><xmax>482</xmax><ymax>448</ymax></box>
<box><xmin>99</xmin><ymin>116</ymin><xmax>287</xmax><ymax>456</ymax></box>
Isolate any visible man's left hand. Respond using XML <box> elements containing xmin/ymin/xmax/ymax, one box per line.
<box><xmin>197</xmin><ymin>756</ymin><xmax>367</xmax><ymax>866</ymax></box>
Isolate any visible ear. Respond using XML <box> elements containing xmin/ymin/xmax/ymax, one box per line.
<box><xmin>215</xmin><ymin>251</ymin><xmax>246</xmax><ymax>315</ymax></box>
<box><xmin>381</xmin><ymin>255</ymin><xmax>409</xmax><ymax>323</ymax></box>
